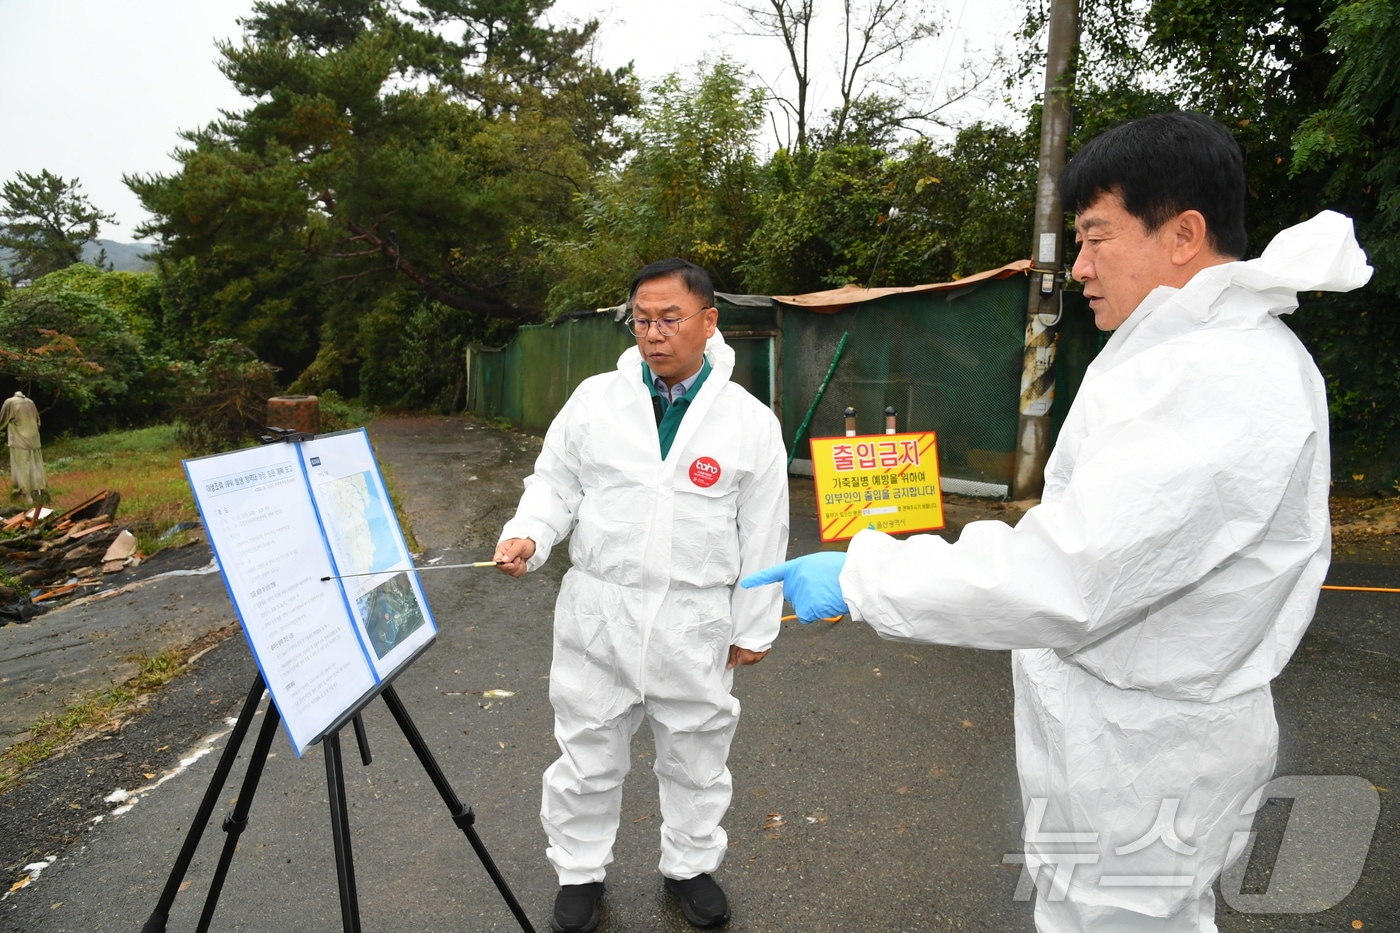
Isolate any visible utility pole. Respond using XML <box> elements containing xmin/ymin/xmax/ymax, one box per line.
<box><xmin>1012</xmin><ymin>0</ymin><xmax>1079</xmax><ymax>501</ymax></box>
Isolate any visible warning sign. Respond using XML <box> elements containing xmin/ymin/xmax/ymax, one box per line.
<box><xmin>809</xmin><ymin>432</ymin><xmax>944</xmax><ymax>542</ymax></box>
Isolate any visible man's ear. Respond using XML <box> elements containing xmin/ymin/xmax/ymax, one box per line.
<box><xmin>1170</xmin><ymin>210</ymin><xmax>1210</xmax><ymax>267</ymax></box>
<box><xmin>703</xmin><ymin>305</ymin><xmax>719</xmax><ymax>336</ymax></box>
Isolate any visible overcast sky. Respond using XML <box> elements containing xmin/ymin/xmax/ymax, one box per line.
<box><xmin>0</xmin><ymin>0</ymin><xmax>1019</xmax><ymax>241</ymax></box>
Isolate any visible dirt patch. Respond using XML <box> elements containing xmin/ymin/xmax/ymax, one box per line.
<box><xmin>1330</xmin><ymin>495</ymin><xmax>1400</xmax><ymax>564</ymax></box>
<box><xmin>368</xmin><ymin>413</ymin><xmax>544</xmax><ymax>555</ymax></box>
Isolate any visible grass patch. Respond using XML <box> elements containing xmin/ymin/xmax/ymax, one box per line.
<box><xmin>18</xmin><ymin>418</ymin><xmax>411</xmax><ymax>557</ymax></box>
<box><xmin>20</xmin><ymin>424</ymin><xmax>197</xmax><ymax>557</ymax></box>
<box><xmin>377</xmin><ymin>459</ymin><xmax>422</xmax><ymax>554</ymax></box>
<box><xmin>0</xmin><ymin>650</ymin><xmax>188</xmax><ymax>795</ymax></box>
<box><xmin>483</xmin><ymin>414</ymin><xmax>514</xmax><ymax>431</ymax></box>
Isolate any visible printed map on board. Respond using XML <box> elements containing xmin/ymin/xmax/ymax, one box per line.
<box><xmin>322</xmin><ymin>470</ymin><xmax>400</xmax><ymax>576</ymax></box>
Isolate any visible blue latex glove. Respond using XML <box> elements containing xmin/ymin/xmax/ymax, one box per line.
<box><xmin>741</xmin><ymin>551</ymin><xmax>848</xmax><ymax>623</ymax></box>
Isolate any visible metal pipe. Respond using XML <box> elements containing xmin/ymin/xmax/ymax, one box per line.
<box><xmin>787</xmin><ymin>331</ymin><xmax>850</xmax><ymax>468</ymax></box>
<box><xmin>320</xmin><ymin>561</ymin><xmax>500</xmax><ymax>582</ymax></box>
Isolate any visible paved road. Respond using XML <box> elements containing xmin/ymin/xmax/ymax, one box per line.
<box><xmin>0</xmin><ymin>546</ymin><xmax>233</xmax><ymax>756</ymax></box>
<box><xmin>0</xmin><ymin>415</ymin><xmax>1394</xmax><ymax>932</ymax></box>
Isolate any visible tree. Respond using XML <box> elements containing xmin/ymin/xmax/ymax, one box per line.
<box><xmin>1013</xmin><ymin>0</ymin><xmax>1400</xmax><ymax>485</ymax></box>
<box><xmin>729</xmin><ymin>0</ymin><xmax>992</xmax><ymax>153</ymax></box>
<box><xmin>1292</xmin><ymin>0</ymin><xmax>1400</xmax><ymax>287</ymax></box>
<box><xmin>728</xmin><ymin>0</ymin><xmax>816</xmax><ymax>153</ymax></box>
<box><xmin>0</xmin><ymin>170</ymin><xmax>115</xmax><ymax>285</ymax></box>
<box><xmin>538</xmin><ymin>58</ymin><xmax>766</xmax><ymax>312</ymax></box>
<box><xmin>0</xmin><ymin>265</ymin><xmax>167</xmax><ymax>432</ymax></box>
<box><xmin>1284</xmin><ymin>0</ymin><xmax>1400</xmax><ymax>483</ymax></box>
<box><xmin>173</xmin><ymin>339</ymin><xmax>280</xmax><ymax>454</ymax></box>
<box><xmin>827</xmin><ymin>0</ymin><xmax>940</xmax><ymax>143</ymax></box>
<box><xmin>743</xmin><ymin>121</ymin><xmax>1037</xmax><ymax>293</ymax></box>
<box><xmin>127</xmin><ymin>0</ymin><xmax>637</xmax><ymax>396</ymax></box>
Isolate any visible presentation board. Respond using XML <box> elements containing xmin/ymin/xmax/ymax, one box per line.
<box><xmin>808</xmin><ymin>431</ymin><xmax>945</xmax><ymax>542</ymax></box>
<box><xmin>184</xmin><ymin>429</ymin><xmax>436</xmax><ymax>754</ymax></box>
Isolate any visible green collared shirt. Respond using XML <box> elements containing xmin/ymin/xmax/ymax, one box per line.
<box><xmin>643</xmin><ymin>358</ymin><xmax>711</xmax><ymax>459</ymax></box>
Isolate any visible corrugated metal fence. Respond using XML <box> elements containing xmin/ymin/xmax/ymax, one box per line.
<box><xmin>465</xmin><ymin>277</ymin><xmax>1101</xmax><ymax>496</ymax></box>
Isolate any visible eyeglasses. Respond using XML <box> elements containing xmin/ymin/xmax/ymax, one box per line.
<box><xmin>625</xmin><ymin>308</ymin><xmax>709</xmax><ymax>337</ymax></box>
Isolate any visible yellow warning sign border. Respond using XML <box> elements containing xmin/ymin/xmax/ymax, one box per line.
<box><xmin>809</xmin><ymin>431</ymin><xmax>945</xmax><ymax>542</ymax></box>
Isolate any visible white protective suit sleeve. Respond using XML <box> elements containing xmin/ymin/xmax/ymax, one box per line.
<box><xmin>728</xmin><ymin>425</ymin><xmax>790</xmax><ymax>653</ymax></box>
<box><xmin>840</xmin><ymin>376</ymin><xmax>1308</xmax><ymax>652</ymax></box>
<box><xmin>840</xmin><ymin>211</ymin><xmax>1368</xmax><ymax>663</ymax></box>
<box><xmin>498</xmin><ymin>388</ymin><xmax>586</xmax><ymax>571</ymax></box>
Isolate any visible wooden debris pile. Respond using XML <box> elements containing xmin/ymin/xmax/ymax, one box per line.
<box><xmin>0</xmin><ymin>492</ymin><xmax>143</xmax><ymax>608</ymax></box>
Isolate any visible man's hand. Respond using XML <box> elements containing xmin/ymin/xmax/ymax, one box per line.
<box><xmin>727</xmin><ymin>646</ymin><xmax>769</xmax><ymax>669</ymax></box>
<box><xmin>493</xmin><ymin>537</ymin><xmax>536</xmax><ymax>577</ymax></box>
<box><xmin>741</xmin><ymin>551</ymin><xmax>849</xmax><ymax>622</ymax></box>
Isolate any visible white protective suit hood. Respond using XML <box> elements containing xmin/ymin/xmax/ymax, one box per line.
<box><xmin>1098</xmin><ymin>209</ymin><xmax>1371</xmax><ymax>367</ymax></box>
<box><xmin>616</xmin><ymin>328</ymin><xmax>735</xmax><ymax>382</ymax></box>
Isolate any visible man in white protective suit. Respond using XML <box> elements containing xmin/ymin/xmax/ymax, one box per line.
<box><xmin>494</xmin><ymin>258</ymin><xmax>788</xmax><ymax>932</ymax></box>
<box><xmin>742</xmin><ymin>112</ymin><xmax>1372</xmax><ymax>931</ymax></box>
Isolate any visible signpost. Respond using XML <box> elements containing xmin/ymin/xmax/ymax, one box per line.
<box><xmin>809</xmin><ymin>431</ymin><xmax>945</xmax><ymax>542</ymax></box>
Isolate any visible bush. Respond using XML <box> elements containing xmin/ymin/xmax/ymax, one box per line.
<box><xmin>316</xmin><ymin>388</ymin><xmax>373</xmax><ymax>432</ymax></box>
<box><xmin>173</xmin><ymin>340</ymin><xmax>279</xmax><ymax>454</ymax></box>
<box><xmin>0</xmin><ymin>265</ymin><xmax>172</xmax><ymax>433</ymax></box>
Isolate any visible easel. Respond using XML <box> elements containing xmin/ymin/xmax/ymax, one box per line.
<box><xmin>142</xmin><ymin>427</ymin><xmax>536</xmax><ymax>932</ymax></box>
<box><xmin>140</xmin><ymin>673</ymin><xmax>536</xmax><ymax>933</ymax></box>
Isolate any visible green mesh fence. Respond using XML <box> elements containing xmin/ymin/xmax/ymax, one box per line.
<box><xmin>781</xmin><ymin>276</ymin><xmax>1029</xmax><ymax>490</ymax></box>
<box><xmin>465</xmin><ymin>300</ymin><xmax>782</xmax><ymax>432</ymax></box>
<box><xmin>466</xmin><ymin>279</ymin><xmax>1102</xmax><ymax>496</ymax></box>
<box><xmin>467</xmin><ymin>313</ymin><xmax>633</xmax><ymax>432</ymax></box>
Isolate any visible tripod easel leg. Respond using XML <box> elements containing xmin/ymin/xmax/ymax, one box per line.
<box><xmin>380</xmin><ymin>685</ymin><xmax>537</xmax><ymax>933</ymax></box>
<box><xmin>324</xmin><ymin>729</ymin><xmax>363</xmax><ymax>933</ymax></box>
<box><xmin>352</xmin><ymin>712</ymin><xmax>372</xmax><ymax>765</ymax></box>
<box><xmin>196</xmin><ymin>700</ymin><xmax>283</xmax><ymax>933</ymax></box>
<box><xmin>141</xmin><ymin>675</ymin><xmax>267</xmax><ymax>933</ymax></box>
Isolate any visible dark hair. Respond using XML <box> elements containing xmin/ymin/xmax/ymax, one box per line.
<box><xmin>628</xmin><ymin>258</ymin><xmax>715</xmax><ymax>308</ymax></box>
<box><xmin>1059</xmin><ymin>111</ymin><xmax>1247</xmax><ymax>259</ymax></box>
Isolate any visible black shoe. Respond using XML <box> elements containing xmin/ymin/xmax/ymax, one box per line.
<box><xmin>552</xmin><ymin>882</ymin><xmax>604</xmax><ymax>933</ymax></box>
<box><xmin>664</xmin><ymin>873</ymin><xmax>730</xmax><ymax>928</ymax></box>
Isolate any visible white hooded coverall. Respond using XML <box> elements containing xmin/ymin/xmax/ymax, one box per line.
<box><xmin>500</xmin><ymin>331</ymin><xmax>789</xmax><ymax>885</ymax></box>
<box><xmin>839</xmin><ymin>211</ymin><xmax>1371</xmax><ymax>932</ymax></box>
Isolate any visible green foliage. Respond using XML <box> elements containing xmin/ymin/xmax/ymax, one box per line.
<box><xmin>353</xmin><ymin>290</ymin><xmax>515</xmax><ymax>410</ymax></box>
<box><xmin>1010</xmin><ymin>0</ymin><xmax>1400</xmax><ymax>483</ymax></box>
<box><xmin>539</xmin><ymin>58</ymin><xmax>766</xmax><ymax>311</ymax></box>
<box><xmin>742</xmin><ymin>122</ymin><xmax>1038</xmax><ymax>294</ymax></box>
<box><xmin>127</xmin><ymin>0</ymin><xmax>638</xmax><ymax>396</ymax></box>
<box><xmin>30</xmin><ymin>264</ymin><xmax>163</xmax><ymax>344</ymax></box>
<box><xmin>173</xmin><ymin>339</ymin><xmax>281</xmax><ymax>454</ymax></box>
<box><xmin>0</xmin><ymin>170</ymin><xmax>115</xmax><ymax>285</ymax></box>
<box><xmin>315</xmin><ymin>388</ymin><xmax>372</xmax><ymax>431</ymax></box>
<box><xmin>1280</xmin><ymin>0</ymin><xmax>1400</xmax><ymax>481</ymax></box>
<box><xmin>935</xmin><ymin>123</ymin><xmax>1041</xmax><ymax>275</ymax></box>
<box><xmin>543</xmin><ymin>58</ymin><xmax>1038</xmax><ymax>307</ymax></box>
<box><xmin>744</xmin><ymin>142</ymin><xmax>902</xmax><ymax>291</ymax></box>
<box><xmin>1292</xmin><ymin>0</ymin><xmax>1400</xmax><ymax>286</ymax></box>
<box><xmin>0</xmin><ymin>266</ymin><xmax>172</xmax><ymax>432</ymax></box>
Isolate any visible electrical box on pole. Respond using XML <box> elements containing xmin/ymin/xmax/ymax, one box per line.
<box><xmin>1012</xmin><ymin>0</ymin><xmax>1079</xmax><ymax>501</ymax></box>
